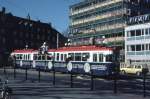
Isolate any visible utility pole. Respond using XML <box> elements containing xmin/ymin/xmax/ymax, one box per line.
<box><xmin>57</xmin><ymin>33</ymin><xmax>59</xmax><ymax>49</ymax></box>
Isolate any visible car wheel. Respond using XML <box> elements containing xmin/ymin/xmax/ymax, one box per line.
<box><xmin>136</xmin><ymin>72</ymin><xmax>141</xmax><ymax>76</ymax></box>
<box><xmin>121</xmin><ymin>70</ymin><xmax>126</xmax><ymax>75</ymax></box>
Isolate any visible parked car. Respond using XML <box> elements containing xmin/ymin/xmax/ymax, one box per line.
<box><xmin>120</xmin><ymin>64</ymin><xmax>149</xmax><ymax>76</ymax></box>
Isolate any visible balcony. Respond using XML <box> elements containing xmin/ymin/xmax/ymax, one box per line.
<box><xmin>71</xmin><ymin>0</ymin><xmax>123</xmax><ymax>16</ymax></box>
<box><xmin>71</xmin><ymin>8</ymin><xmax>126</xmax><ymax>26</ymax></box>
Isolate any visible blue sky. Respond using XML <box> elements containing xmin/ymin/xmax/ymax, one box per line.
<box><xmin>0</xmin><ymin>0</ymin><xmax>81</xmax><ymax>33</ymax></box>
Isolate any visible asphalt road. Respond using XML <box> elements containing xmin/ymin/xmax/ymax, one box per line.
<box><xmin>0</xmin><ymin>68</ymin><xmax>150</xmax><ymax>99</ymax></box>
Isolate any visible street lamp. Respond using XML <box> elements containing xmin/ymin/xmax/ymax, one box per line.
<box><xmin>25</xmin><ymin>44</ymin><xmax>28</xmax><ymax>49</ymax></box>
<box><xmin>39</xmin><ymin>42</ymin><xmax>48</xmax><ymax>54</ymax></box>
<box><xmin>65</xmin><ymin>39</ymin><xmax>71</xmax><ymax>46</ymax></box>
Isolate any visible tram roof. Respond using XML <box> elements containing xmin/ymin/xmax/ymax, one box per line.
<box><xmin>53</xmin><ymin>45</ymin><xmax>113</xmax><ymax>52</ymax></box>
<box><xmin>13</xmin><ymin>49</ymin><xmax>35</xmax><ymax>53</ymax></box>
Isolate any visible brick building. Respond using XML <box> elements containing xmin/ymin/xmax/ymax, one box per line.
<box><xmin>0</xmin><ymin>7</ymin><xmax>66</xmax><ymax>66</ymax></box>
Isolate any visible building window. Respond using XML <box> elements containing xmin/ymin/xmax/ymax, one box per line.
<box><xmin>146</xmin><ymin>44</ymin><xmax>149</xmax><ymax>50</ymax></box>
<box><xmin>136</xmin><ymin>29</ymin><xmax>141</xmax><ymax>36</ymax></box>
<box><xmin>127</xmin><ymin>45</ymin><xmax>130</xmax><ymax>51</ymax></box>
<box><xmin>141</xmin><ymin>29</ymin><xmax>144</xmax><ymax>35</ymax></box>
<box><xmin>131</xmin><ymin>45</ymin><xmax>135</xmax><ymax>51</ymax></box>
<box><xmin>130</xmin><ymin>30</ymin><xmax>135</xmax><ymax>36</ymax></box>
<box><xmin>142</xmin><ymin>44</ymin><xmax>144</xmax><ymax>50</ymax></box>
<box><xmin>145</xmin><ymin>28</ymin><xmax>149</xmax><ymax>35</ymax></box>
<box><xmin>127</xmin><ymin>31</ymin><xmax>130</xmax><ymax>37</ymax></box>
<box><xmin>136</xmin><ymin>45</ymin><xmax>141</xmax><ymax>51</ymax></box>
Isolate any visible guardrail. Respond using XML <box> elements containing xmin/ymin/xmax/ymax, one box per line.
<box><xmin>2</xmin><ymin>60</ymin><xmax>150</xmax><ymax>98</ymax></box>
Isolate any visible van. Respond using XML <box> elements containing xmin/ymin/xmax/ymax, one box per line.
<box><xmin>120</xmin><ymin>64</ymin><xmax>149</xmax><ymax>76</ymax></box>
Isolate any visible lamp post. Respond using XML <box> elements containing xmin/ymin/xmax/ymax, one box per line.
<box><xmin>38</xmin><ymin>42</ymin><xmax>48</xmax><ymax>82</ymax></box>
<box><xmin>25</xmin><ymin>44</ymin><xmax>28</xmax><ymax>80</ymax></box>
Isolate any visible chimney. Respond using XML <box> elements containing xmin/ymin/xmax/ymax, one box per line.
<box><xmin>2</xmin><ymin>7</ymin><xmax>6</xmax><ymax>14</ymax></box>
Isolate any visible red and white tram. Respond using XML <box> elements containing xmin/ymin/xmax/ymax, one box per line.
<box><xmin>11</xmin><ymin>45</ymin><xmax>118</xmax><ymax>76</ymax></box>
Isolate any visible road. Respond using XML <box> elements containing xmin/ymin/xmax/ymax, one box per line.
<box><xmin>0</xmin><ymin>68</ymin><xmax>150</xmax><ymax>99</ymax></box>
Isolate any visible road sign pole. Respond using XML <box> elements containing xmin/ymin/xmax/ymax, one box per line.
<box><xmin>14</xmin><ymin>61</ymin><xmax>16</xmax><ymax>79</ymax></box>
<box><xmin>3</xmin><ymin>65</ymin><xmax>6</xmax><ymax>75</ymax></box>
<box><xmin>143</xmin><ymin>73</ymin><xmax>146</xmax><ymax>97</ymax></box>
<box><xmin>38</xmin><ymin>67</ymin><xmax>41</xmax><ymax>82</ymax></box>
<box><xmin>91</xmin><ymin>69</ymin><xmax>94</xmax><ymax>91</ymax></box>
<box><xmin>113</xmin><ymin>74</ymin><xmax>117</xmax><ymax>94</ymax></box>
<box><xmin>53</xmin><ymin>61</ymin><xmax>55</xmax><ymax>85</ymax></box>
<box><xmin>25</xmin><ymin>67</ymin><xmax>28</xmax><ymax>80</ymax></box>
<box><xmin>70</xmin><ymin>72</ymin><xmax>73</xmax><ymax>88</ymax></box>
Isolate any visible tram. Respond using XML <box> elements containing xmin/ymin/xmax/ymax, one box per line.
<box><xmin>11</xmin><ymin>45</ymin><xmax>119</xmax><ymax>76</ymax></box>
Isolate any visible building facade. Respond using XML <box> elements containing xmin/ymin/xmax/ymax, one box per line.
<box><xmin>0</xmin><ymin>7</ymin><xmax>66</xmax><ymax>66</ymax></box>
<box><xmin>125</xmin><ymin>14</ymin><xmax>150</xmax><ymax>69</ymax></box>
<box><xmin>69</xmin><ymin>0</ymin><xmax>150</xmax><ymax>47</ymax></box>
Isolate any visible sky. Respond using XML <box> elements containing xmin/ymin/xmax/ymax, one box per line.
<box><xmin>0</xmin><ymin>0</ymin><xmax>81</xmax><ymax>33</ymax></box>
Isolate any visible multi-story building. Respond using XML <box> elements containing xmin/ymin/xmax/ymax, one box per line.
<box><xmin>0</xmin><ymin>7</ymin><xmax>66</xmax><ymax>66</ymax></box>
<box><xmin>69</xmin><ymin>0</ymin><xmax>150</xmax><ymax>48</ymax></box>
<box><xmin>125</xmin><ymin>14</ymin><xmax>150</xmax><ymax>69</ymax></box>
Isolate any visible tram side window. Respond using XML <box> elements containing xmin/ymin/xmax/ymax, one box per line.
<box><xmin>15</xmin><ymin>54</ymin><xmax>18</xmax><ymax>60</ymax></box>
<box><xmin>61</xmin><ymin>54</ymin><xmax>63</xmax><ymax>61</ymax></box>
<box><xmin>38</xmin><ymin>55</ymin><xmax>41</xmax><ymax>60</ymax></box>
<box><xmin>28</xmin><ymin>54</ymin><xmax>30</xmax><ymax>60</ymax></box>
<box><xmin>82</xmin><ymin>53</ymin><xmax>89</xmax><ymax>61</ymax></box>
<box><xmin>93</xmin><ymin>54</ymin><xmax>97</xmax><ymax>62</ymax></box>
<box><xmin>75</xmin><ymin>53</ymin><xmax>81</xmax><ymax>61</ymax></box>
<box><xmin>68</xmin><ymin>53</ymin><xmax>74</xmax><ymax>61</ymax></box>
<box><xmin>64</xmin><ymin>54</ymin><xmax>67</xmax><ymax>61</ymax></box>
<box><xmin>99</xmin><ymin>54</ymin><xmax>103</xmax><ymax>62</ymax></box>
<box><xmin>57</xmin><ymin>53</ymin><xmax>59</xmax><ymax>61</ymax></box>
<box><xmin>42</xmin><ymin>55</ymin><xmax>45</xmax><ymax>60</ymax></box>
<box><xmin>19</xmin><ymin>54</ymin><xmax>22</xmax><ymax>60</ymax></box>
<box><xmin>33</xmin><ymin>54</ymin><xmax>38</xmax><ymax>60</ymax></box>
<box><xmin>106</xmin><ymin>54</ymin><xmax>113</xmax><ymax>62</ymax></box>
<box><xmin>47</xmin><ymin>54</ymin><xmax>52</xmax><ymax>60</ymax></box>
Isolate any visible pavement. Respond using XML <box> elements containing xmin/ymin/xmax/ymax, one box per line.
<box><xmin>0</xmin><ymin>68</ymin><xmax>150</xmax><ymax>99</ymax></box>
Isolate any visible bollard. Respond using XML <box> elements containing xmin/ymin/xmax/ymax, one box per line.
<box><xmin>70</xmin><ymin>72</ymin><xmax>73</xmax><ymax>88</ymax></box>
<box><xmin>3</xmin><ymin>66</ymin><xmax>6</xmax><ymax>75</ymax></box>
<box><xmin>142</xmin><ymin>67</ymin><xmax>149</xmax><ymax>97</ymax></box>
<box><xmin>25</xmin><ymin>67</ymin><xmax>28</xmax><ymax>80</ymax></box>
<box><xmin>38</xmin><ymin>67</ymin><xmax>41</xmax><ymax>82</ymax></box>
<box><xmin>91</xmin><ymin>69</ymin><xmax>94</xmax><ymax>91</ymax></box>
<box><xmin>143</xmin><ymin>73</ymin><xmax>146</xmax><ymax>97</ymax></box>
<box><xmin>113</xmin><ymin>75</ymin><xmax>117</xmax><ymax>94</ymax></box>
<box><xmin>14</xmin><ymin>66</ymin><xmax>16</xmax><ymax>79</ymax></box>
<box><xmin>53</xmin><ymin>67</ymin><xmax>55</xmax><ymax>85</ymax></box>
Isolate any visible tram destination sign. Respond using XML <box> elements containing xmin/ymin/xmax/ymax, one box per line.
<box><xmin>128</xmin><ymin>14</ymin><xmax>150</xmax><ymax>25</ymax></box>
